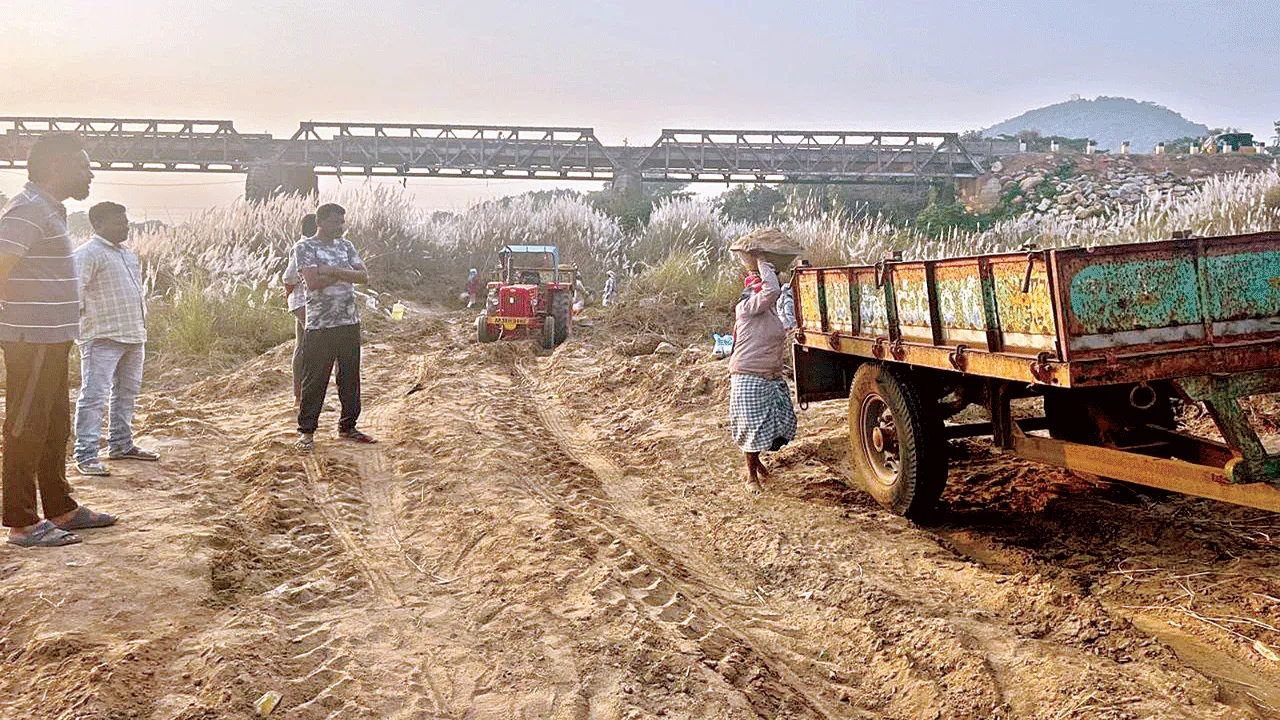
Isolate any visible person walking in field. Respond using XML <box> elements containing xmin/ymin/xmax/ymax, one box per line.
<box><xmin>729</xmin><ymin>251</ymin><xmax>796</xmax><ymax>493</ymax></box>
<box><xmin>602</xmin><ymin>270</ymin><xmax>618</xmax><ymax>308</ymax></box>
<box><xmin>0</xmin><ymin>133</ymin><xmax>117</xmax><ymax>547</ymax></box>
<box><xmin>73</xmin><ymin>201</ymin><xmax>159</xmax><ymax>476</ymax></box>
<box><xmin>283</xmin><ymin>213</ymin><xmax>317</xmax><ymax>403</ymax></box>
<box><xmin>465</xmin><ymin>267</ymin><xmax>482</xmax><ymax>308</ymax></box>
<box><xmin>293</xmin><ymin>203</ymin><xmax>376</xmax><ymax>452</ymax></box>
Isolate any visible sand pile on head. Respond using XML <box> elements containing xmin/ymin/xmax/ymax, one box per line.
<box><xmin>729</xmin><ymin>227</ymin><xmax>804</xmax><ymax>271</ymax></box>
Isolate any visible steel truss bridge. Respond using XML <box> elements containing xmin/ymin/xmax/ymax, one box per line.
<box><xmin>0</xmin><ymin>117</ymin><xmax>987</xmax><ymax>199</ymax></box>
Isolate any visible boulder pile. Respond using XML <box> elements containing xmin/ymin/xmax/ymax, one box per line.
<box><xmin>988</xmin><ymin>156</ymin><xmax>1201</xmax><ymax>221</ymax></box>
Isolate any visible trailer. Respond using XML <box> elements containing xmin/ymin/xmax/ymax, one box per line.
<box><xmin>791</xmin><ymin>231</ymin><xmax>1280</xmax><ymax>520</ymax></box>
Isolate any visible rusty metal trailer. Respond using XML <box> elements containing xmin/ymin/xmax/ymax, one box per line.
<box><xmin>791</xmin><ymin>231</ymin><xmax>1280</xmax><ymax>519</ymax></box>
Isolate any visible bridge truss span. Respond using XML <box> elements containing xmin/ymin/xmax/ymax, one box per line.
<box><xmin>0</xmin><ymin>117</ymin><xmax>271</xmax><ymax>173</ymax></box>
<box><xmin>287</xmin><ymin>122</ymin><xmax>617</xmax><ymax>180</ymax></box>
<box><xmin>642</xmin><ymin>129</ymin><xmax>985</xmax><ymax>183</ymax></box>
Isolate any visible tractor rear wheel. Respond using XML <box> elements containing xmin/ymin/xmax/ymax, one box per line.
<box><xmin>541</xmin><ymin>316</ymin><xmax>557</xmax><ymax>350</ymax></box>
<box><xmin>551</xmin><ymin>290</ymin><xmax>572</xmax><ymax>344</ymax></box>
<box><xmin>476</xmin><ymin>316</ymin><xmax>497</xmax><ymax>344</ymax></box>
<box><xmin>848</xmin><ymin>362</ymin><xmax>947</xmax><ymax>521</ymax></box>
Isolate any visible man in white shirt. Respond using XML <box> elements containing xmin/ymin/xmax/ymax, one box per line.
<box><xmin>73</xmin><ymin>202</ymin><xmax>158</xmax><ymax>476</ymax></box>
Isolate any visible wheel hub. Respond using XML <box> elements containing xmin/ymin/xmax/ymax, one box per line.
<box><xmin>859</xmin><ymin>394</ymin><xmax>901</xmax><ymax>486</ymax></box>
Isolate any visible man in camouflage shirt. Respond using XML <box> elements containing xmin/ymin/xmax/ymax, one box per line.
<box><xmin>292</xmin><ymin>203</ymin><xmax>375</xmax><ymax>451</ymax></box>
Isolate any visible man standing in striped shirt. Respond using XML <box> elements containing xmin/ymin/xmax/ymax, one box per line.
<box><xmin>0</xmin><ymin>134</ymin><xmax>117</xmax><ymax>547</ymax></box>
<box><xmin>73</xmin><ymin>201</ymin><xmax>159</xmax><ymax>476</ymax></box>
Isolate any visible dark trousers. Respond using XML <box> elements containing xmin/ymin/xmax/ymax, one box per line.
<box><xmin>2</xmin><ymin>342</ymin><xmax>77</xmax><ymax>528</ymax></box>
<box><xmin>297</xmin><ymin>324</ymin><xmax>361</xmax><ymax>435</ymax></box>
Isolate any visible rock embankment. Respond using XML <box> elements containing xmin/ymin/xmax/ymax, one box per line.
<box><xmin>965</xmin><ymin>153</ymin><xmax>1275</xmax><ymax>219</ymax></box>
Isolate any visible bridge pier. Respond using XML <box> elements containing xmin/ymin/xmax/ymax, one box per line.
<box><xmin>245</xmin><ymin>162</ymin><xmax>318</xmax><ymax>201</ymax></box>
<box><xmin>612</xmin><ymin>164</ymin><xmax>644</xmax><ymax>195</ymax></box>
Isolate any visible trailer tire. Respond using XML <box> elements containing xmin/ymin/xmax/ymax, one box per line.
<box><xmin>477</xmin><ymin>316</ymin><xmax>497</xmax><ymax>344</ymax></box>
<box><xmin>848</xmin><ymin>363</ymin><xmax>947</xmax><ymax>521</ymax></box>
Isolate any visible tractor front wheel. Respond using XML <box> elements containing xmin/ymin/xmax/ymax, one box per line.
<box><xmin>541</xmin><ymin>316</ymin><xmax>557</xmax><ymax>350</ymax></box>
<box><xmin>476</xmin><ymin>316</ymin><xmax>497</xmax><ymax>343</ymax></box>
<box><xmin>551</xmin><ymin>290</ymin><xmax>572</xmax><ymax>344</ymax></box>
<box><xmin>848</xmin><ymin>362</ymin><xmax>947</xmax><ymax>522</ymax></box>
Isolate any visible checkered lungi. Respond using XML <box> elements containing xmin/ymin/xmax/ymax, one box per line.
<box><xmin>729</xmin><ymin>373</ymin><xmax>797</xmax><ymax>453</ymax></box>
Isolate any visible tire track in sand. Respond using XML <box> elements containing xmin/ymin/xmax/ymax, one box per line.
<box><xmin>513</xmin><ymin>361</ymin><xmax>865</xmax><ymax>720</ymax></box>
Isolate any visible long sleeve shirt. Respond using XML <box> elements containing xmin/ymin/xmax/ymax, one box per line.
<box><xmin>729</xmin><ymin>261</ymin><xmax>787</xmax><ymax>379</ymax></box>
<box><xmin>75</xmin><ymin>234</ymin><xmax>147</xmax><ymax>344</ymax></box>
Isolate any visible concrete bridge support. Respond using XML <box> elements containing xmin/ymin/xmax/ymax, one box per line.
<box><xmin>245</xmin><ymin>162</ymin><xmax>318</xmax><ymax>201</ymax></box>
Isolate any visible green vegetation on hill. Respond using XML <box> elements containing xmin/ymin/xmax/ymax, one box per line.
<box><xmin>983</xmin><ymin>96</ymin><xmax>1210</xmax><ymax>153</ymax></box>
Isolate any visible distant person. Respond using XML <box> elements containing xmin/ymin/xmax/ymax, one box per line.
<box><xmin>293</xmin><ymin>203</ymin><xmax>375</xmax><ymax>451</ymax></box>
<box><xmin>602</xmin><ymin>270</ymin><xmax>618</xmax><ymax>308</ymax></box>
<box><xmin>465</xmin><ymin>268</ymin><xmax>481</xmax><ymax>308</ymax></box>
<box><xmin>283</xmin><ymin>213</ymin><xmax>318</xmax><ymax>403</ymax></box>
<box><xmin>572</xmin><ymin>276</ymin><xmax>590</xmax><ymax>315</ymax></box>
<box><xmin>73</xmin><ymin>201</ymin><xmax>159</xmax><ymax>476</ymax></box>
<box><xmin>729</xmin><ymin>252</ymin><xmax>796</xmax><ymax>493</ymax></box>
<box><xmin>0</xmin><ymin>133</ymin><xmax>116</xmax><ymax>547</ymax></box>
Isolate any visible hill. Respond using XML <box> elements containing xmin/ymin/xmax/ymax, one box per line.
<box><xmin>983</xmin><ymin>96</ymin><xmax>1210</xmax><ymax>152</ymax></box>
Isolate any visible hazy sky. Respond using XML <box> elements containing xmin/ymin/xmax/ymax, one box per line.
<box><xmin>2</xmin><ymin>0</ymin><xmax>1277</xmax><ymax>219</ymax></box>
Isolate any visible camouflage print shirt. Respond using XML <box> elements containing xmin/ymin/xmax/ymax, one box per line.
<box><xmin>292</xmin><ymin>236</ymin><xmax>363</xmax><ymax>330</ymax></box>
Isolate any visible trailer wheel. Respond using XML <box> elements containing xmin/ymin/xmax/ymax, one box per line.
<box><xmin>848</xmin><ymin>363</ymin><xmax>947</xmax><ymax>521</ymax></box>
<box><xmin>476</xmin><ymin>316</ymin><xmax>497</xmax><ymax>344</ymax></box>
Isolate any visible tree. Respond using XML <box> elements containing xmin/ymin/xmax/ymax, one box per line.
<box><xmin>716</xmin><ymin>184</ymin><xmax>784</xmax><ymax>224</ymax></box>
<box><xmin>587</xmin><ymin>181</ymin><xmax>690</xmax><ymax>231</ymax></box>
<box><xmin>914</xmin><ymin>184</ymin><xmax>981</xmax><ymax>238</ymax></box>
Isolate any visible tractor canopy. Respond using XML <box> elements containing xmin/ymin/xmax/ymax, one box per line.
<box><xmin>498</xmin><ymin>245</ymin><xmax>562</xmax><ymax>285</ymax></box>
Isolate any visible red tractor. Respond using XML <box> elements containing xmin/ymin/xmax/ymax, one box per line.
<box><xmin>475</xmin><ymin>245</ymin><xmax>576</xmax><ymax>349</ymax></box>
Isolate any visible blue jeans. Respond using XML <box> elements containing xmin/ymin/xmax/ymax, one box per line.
<box><xmin>74</xmin><ymin>339</ymin><xmax>145</xmax><ymax>463</ymax></box>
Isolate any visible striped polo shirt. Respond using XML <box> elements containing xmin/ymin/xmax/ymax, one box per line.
<box><xmin>0</xmin><ymin>182</ymin><xmax>80</xmax><ymax>343</ymax></box>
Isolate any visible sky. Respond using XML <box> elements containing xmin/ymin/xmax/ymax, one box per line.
<box><xmin>1</xmin><ymin>0</ymin><xmax>1277</xmax><ymax>220</ymax></box>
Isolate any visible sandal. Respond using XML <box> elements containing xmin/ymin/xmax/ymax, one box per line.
<box><xmin>7</xmin><ymin>520</ymin><xmax>81</xmax><ymax>548</ymax></box>
<box><xmin>54</xmin><ymin>506</ymin><xmax>117</xmax><ymax>531</ymax></box>
<box><xmin>338</xmin><ymin>429</ymin><xmax>377</xmax><ymax>444</ymax></box>
<box><xmin>295</xmin><ymin>434</ymin><xmax>315</xmax><ymax>453</ymax></box>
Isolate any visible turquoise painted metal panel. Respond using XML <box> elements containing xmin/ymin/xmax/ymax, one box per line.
<box><xmin>1067</xmin><ymin>257</ymin><xmax>1202</xmax><ymax>333</ymax></box>
<box><xmin>1204</xmin><ymin>250</ymin><xmax>1280</xmax><ymax>322</ymax></box>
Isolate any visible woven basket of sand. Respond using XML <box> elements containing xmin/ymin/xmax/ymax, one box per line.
<box><xmin>729</xmin><ymin>227</ymin><xmax>804</xmax><ymax>272</ymax></box>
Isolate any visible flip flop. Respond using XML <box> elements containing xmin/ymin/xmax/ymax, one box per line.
<box><xmin>54</xmin><ymin>506</ymin><xmax>117</xmax><ymax>531</ymax></box>
<box><xmin>7</xmin><ymin>520</ymin><xmax>81</xmax><ymax>548</ymax></box>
